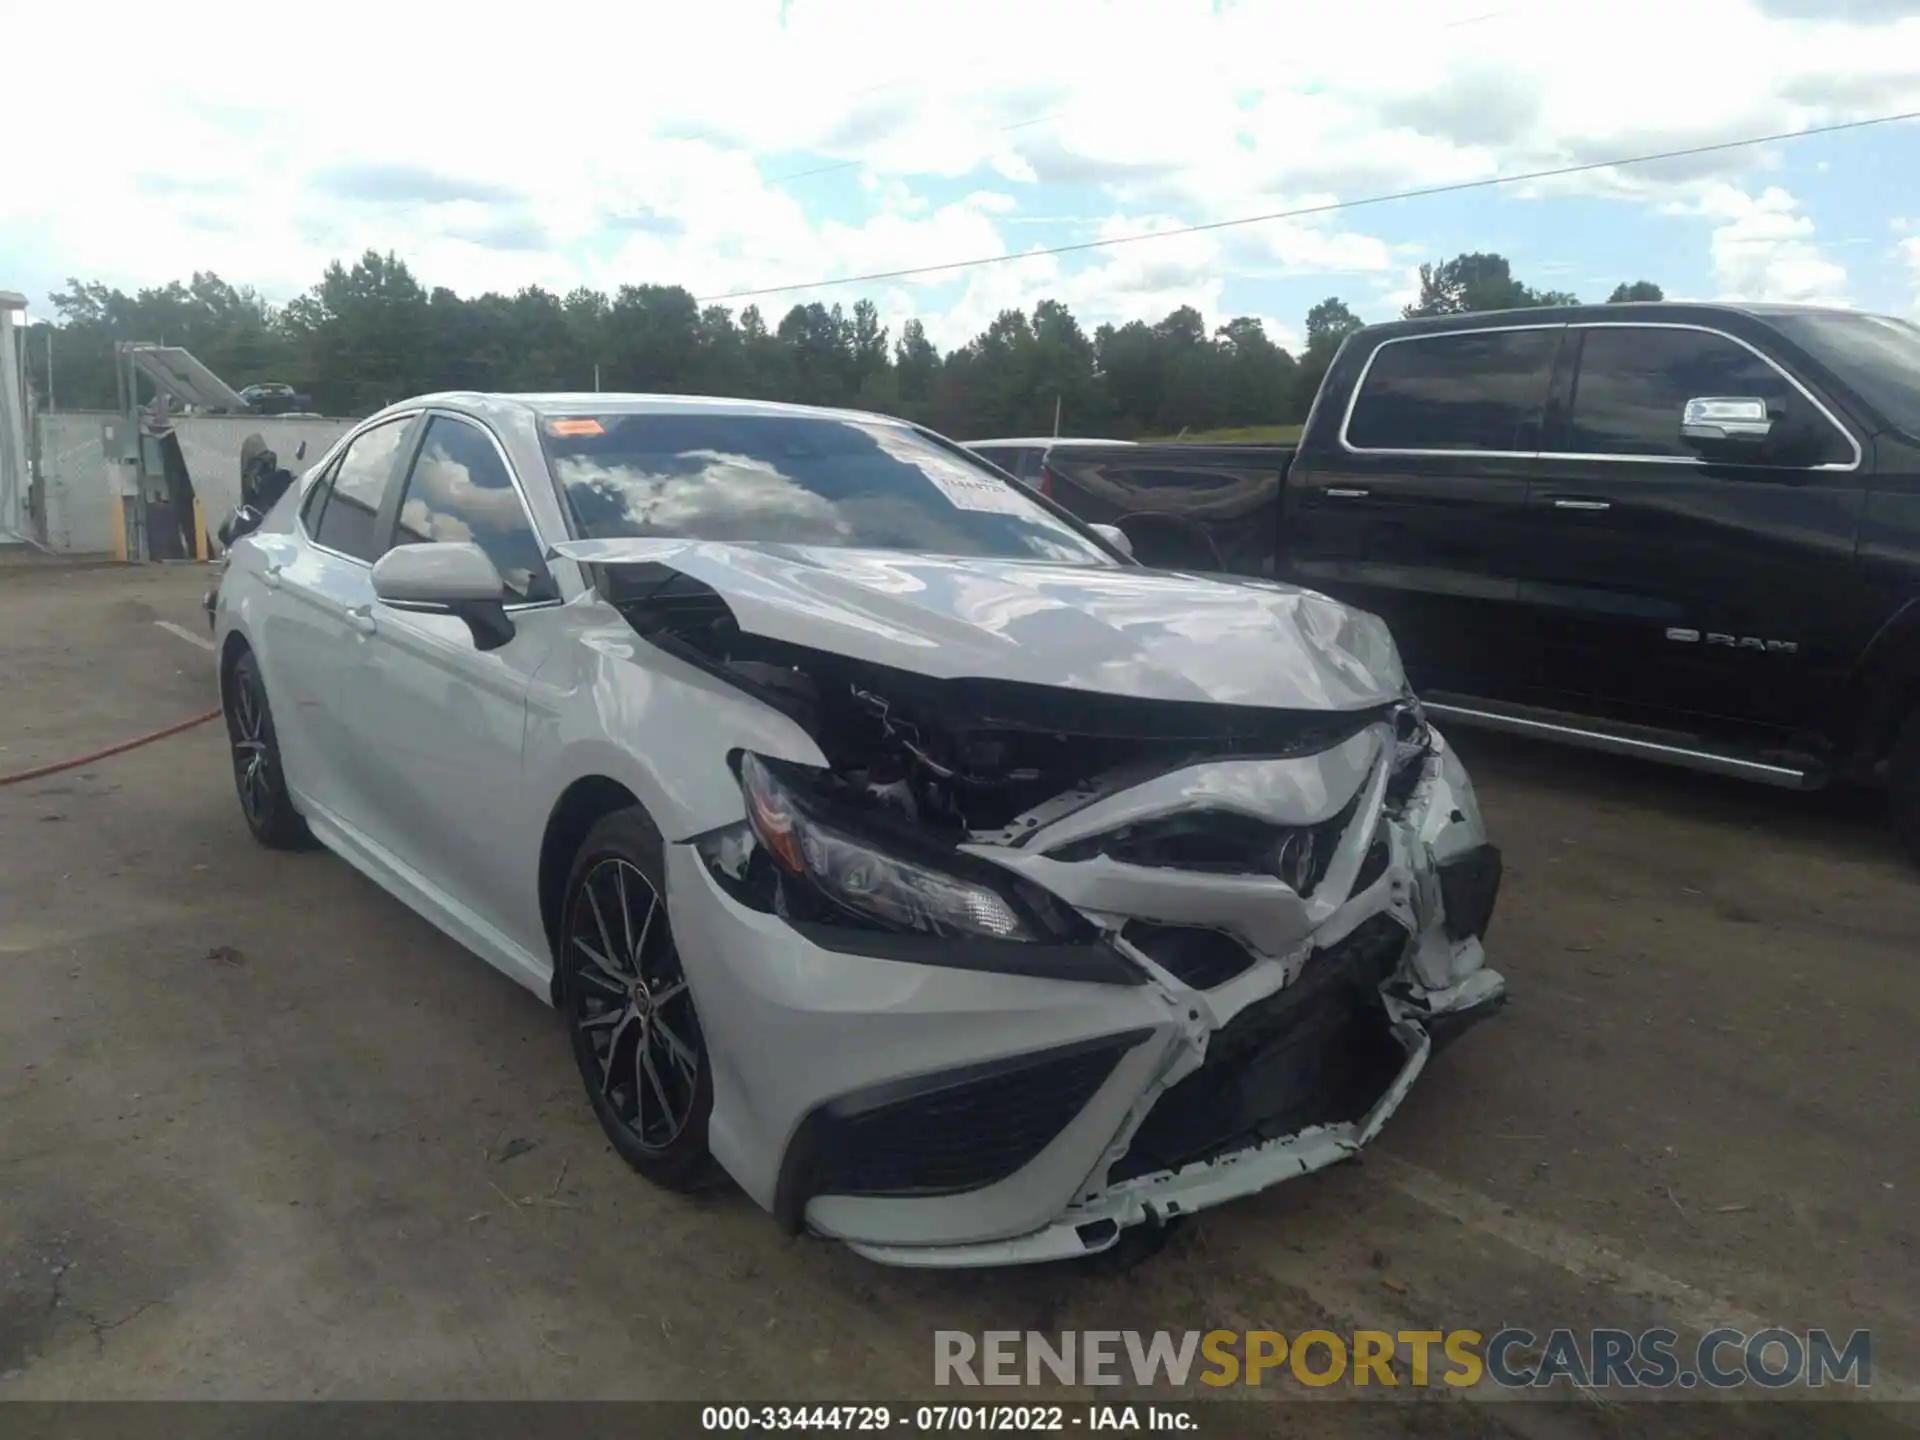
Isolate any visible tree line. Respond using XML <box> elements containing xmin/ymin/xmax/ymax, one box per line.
<box><xmin>27</xmin><ymin>250</ymin><xmax>1662</xmax><ymax>439</ymax></box>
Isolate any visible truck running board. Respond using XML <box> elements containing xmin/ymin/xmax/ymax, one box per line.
<box><xmin>1420</xmin><ymin>695</ymin><xmax>1827</xmax><ymax>791</ymax></box>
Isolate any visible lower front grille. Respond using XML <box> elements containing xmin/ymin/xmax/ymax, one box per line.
<box><xmin>1123</xmin><ymin>921</ymin><xmax>1258</xmax><ymax>989</ymax></box>
<box><xmin>1108</xmin><ymin>916</ymin><xmax>1411</xmax><ymax>1183</ymax></box>
<box><xmin>792</xmin><ymin>1030</ymin><xmax>1150</xmax><ymax>1206</ymax></box>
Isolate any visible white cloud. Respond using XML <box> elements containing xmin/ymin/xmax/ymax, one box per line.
<box><xmin>3</xmin><ymin>0</ymin><xmax>1917</xmax><ymax>341</ymax></box>
<box><xmin>1898</xmin><ymin>232</ymin><xmax>1920</xmax><ymax>315</ymax></box>
<box><xmin>1685</xmin><ymin>184</ymin><xmax>1853</xmax><ymax>303</ymax></box>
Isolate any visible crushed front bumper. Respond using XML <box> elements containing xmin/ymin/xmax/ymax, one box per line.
<box><xmin>674</xmin><ymin>719</ymin><xmax>1505</xmax><ymax>1268</ymax></box>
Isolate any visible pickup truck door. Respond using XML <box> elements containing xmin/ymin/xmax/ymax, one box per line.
<box><xmin>1282</xmin><ymin>324</ymin><xmax>1561</xmax><ymax>698</ymax></box>
<box><xmin>1515</xmin><ymin>321</ymin><xmax>1869</xmax><ymax>735</ymax></box>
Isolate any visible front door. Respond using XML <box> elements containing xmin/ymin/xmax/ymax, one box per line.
<box><xmin>1514</xmin><ymin>322</ymin><xmax>1868</xmax><ymax>736</ymax></box>
<box><xmin>346</xmin><ymin>412</ymin><xmax>565</xmax><ymax>954</ymax></box>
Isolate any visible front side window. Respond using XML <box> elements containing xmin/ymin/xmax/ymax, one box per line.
<box><xmin>1767</xmin><ymin>310</ymin><xmax>1920</xmax><ymax>438</ymax></box>
<box><xmin>312</xmin><ymin>417</ymin><xmax>409</xmax><ymax>562</ymax></box>
<box><xmin>541</xmin><ymin>413</ymin><xmax>1112</xmax><ymax>565</ymax></box>
<box><xmin>394</xmin><ymin>417</ymin><xmax>558</xmax><ymax>603</ymax></box>
<box><xmin>1565</xmin><ymin>326</ymin><xmax>1851</xmax><ymax>466</ymax></box>
<box><xmin>1344</xmin><ymin>328</ymin><xmax>1560</xmax><ymax>453</ymax></box>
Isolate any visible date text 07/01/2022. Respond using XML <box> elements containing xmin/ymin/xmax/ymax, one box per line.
<box><xmin>700</xmin><ymin>1404</ymin><xmax>1192</xmax><ymax>1432</ymax></box>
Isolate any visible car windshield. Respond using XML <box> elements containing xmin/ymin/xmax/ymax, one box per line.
<box><xmin>1769</xmin><ymin>310</ymin><xmax>1920</xmax><ymax>436</ymax></box>
<box><xmin>540</xmin><ymin>411</ymin><xmax>1113</xmax><ymax>565</ymax></box>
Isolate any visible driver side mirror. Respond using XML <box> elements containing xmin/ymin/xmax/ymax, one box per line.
<box><xmin>371</xmin><ymin>542</ymin><xmax>516</xmax><ymax>651</ymax></box>
<box><xmin>1681</xmin><ymin>396</ymin><xmax>1774</xmax><ymax>446</ymax></box>
<box><xmin>1090</xmin><ymin>522</ymin><xmax>1134</xmax><ymax>558</ymax></box>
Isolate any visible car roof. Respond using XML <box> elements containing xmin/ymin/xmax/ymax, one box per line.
<box><xmin>395</xmin><ymin>391</ymin><xmax>913</xmax><ymax>428</ymax></box>
<box><xmin>1354</xmin><ymin>299</ymin><xmax>1881</xmax><ymax>340</ymax></box>
<box><xmin>967</xmin><ymin>437</ymin><xmax>1137</xmax><ymax>447</ymax></box>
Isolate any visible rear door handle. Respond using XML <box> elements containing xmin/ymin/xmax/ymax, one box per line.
<box><xmin>1325</xmin><ymin>487</ymin><xmax>1370</xmax><ymax>499</ymax></box>
<box><xmin>347</xmin><ymin>604</ymin><xmax>377</xmax><ymax>636</ymax></box>
<box><xmin>262</xmin><ymin>562</ymin><xmax>283</xmax><ymax>589</ymax></box>
<box><xmin>1551</xmin><ymin>498</ymin><xmax>1611</xmax><ymax>511</ymax></box>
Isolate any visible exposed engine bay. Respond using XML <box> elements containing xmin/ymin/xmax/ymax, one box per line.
<box><xmin>611</xmin><ymin>563</ymin><xmax>1409</xmax><ymax>845</ymax></box>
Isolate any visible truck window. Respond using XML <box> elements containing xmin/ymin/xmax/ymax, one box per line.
<box><xmin>1564</xmin><ymin>325</ymin><xmax>1854</xmax><ymax>466</ymax></box>
<box><xmin>1344</xmin><ymin>328</ymin><xmax>1558</xmax><ymax>454</ymax></box>
<box><xmin>1766</xmin><ymin>310</ymin><xmax>1920</xmax><ymax>438</ymax></box>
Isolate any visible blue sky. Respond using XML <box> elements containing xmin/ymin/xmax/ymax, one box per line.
<box><xmin>4</xmin><ymin>0</ymin><xmax>1918</xmax><ymax>353</ymax></box>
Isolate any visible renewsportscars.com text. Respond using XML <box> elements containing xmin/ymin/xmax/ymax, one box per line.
<box><xmin>934</xmin><ymin>1328</ymin><xmax>1873</xmax><ymax>1391</ymax></box>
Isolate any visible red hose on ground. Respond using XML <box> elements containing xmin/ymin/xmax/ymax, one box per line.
<box><xmin>0</xmin><ymin>707</ymin><xmax>224</xmax><ymax>788</ymax></box>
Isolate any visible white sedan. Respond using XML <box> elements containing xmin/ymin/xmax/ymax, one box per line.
<box><xmin>212</xmin><ymin>392</ymin><xmax>1506</xmax><ymax>1267</ymax></box>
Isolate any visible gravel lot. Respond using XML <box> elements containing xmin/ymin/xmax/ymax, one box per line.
<box><xmin>3</xmin><ymin>560</ymin><xmax>1915</xmax><ymax>1437</ymax></box>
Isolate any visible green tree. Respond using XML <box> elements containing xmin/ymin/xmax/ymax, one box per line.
<box><xmin>1607</xmin><ymin>280</ymin><xmax>1665</xmax><ymax>303</ymax></box>
<box><xmin>892</xmin><ymin>318</ymin><xmax>940</xmax><ymax>419</ymax></box>
<box><xmin>1292</xmin><ymin>297</ymin><xmax>1363</xmax><ymax>420</ymax></box>
<box><xmin>282</xmin><ymin>250</ymin><xmax>431</xmax><ymax>414</ymax></box>
<box><xmin>1214</xmin><ymin>317</ymin><xmax>1297</xmax><ymax>428</ymax></box>
<box><xmin>1403</xmin><ymin>252</ymin><xmax>1579</xmax><ymax>319</ymax></box>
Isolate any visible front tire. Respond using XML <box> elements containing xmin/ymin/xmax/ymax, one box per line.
<box><xmin>559</xmin><ymin>807</ymin><xmax>714</xmax><ymax>1191</ymax></box>
<box><xmin>1891</xmin><ymin>705</ymin><xmax>1920</xmax><ymax>866</ymax></box>
<box><xmin>223</xmin><ymin>649</ymin><xmax>313</xmax><ymax>850</ymax></box>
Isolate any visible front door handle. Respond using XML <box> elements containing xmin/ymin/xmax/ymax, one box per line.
<box><xmin>1551</xmin><ymin>498</ymin><xmax>1611</xmax><ymax>511</ymax></box>
<box><xmin>1326</xmin><ymin>487</ymin><xmax>1370</xmax><ymax>499</ymax></box>
<box><xmin>347</xmin><ymin>604</ymin><xmax>377</xmax><ymax>636</ymax></box>
<box><xmin>262</xmin><ymin>562</ymin><xmax>283</xmax><ymax>589</ymax></box>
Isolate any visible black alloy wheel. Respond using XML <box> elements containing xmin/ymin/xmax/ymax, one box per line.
<box><xmin>223</xmin><ymin>649</ymin><xmax>312</xmax><ymax>850</ymax></box>
<box><xmin>561</xmin><ymin>809</ymin><xmax>713</xmax><ymax>1189</ymax></box>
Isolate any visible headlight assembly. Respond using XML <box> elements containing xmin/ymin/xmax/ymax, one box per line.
<box><xmin>732</xmin><ymin>752</ymin><xmax>1079</xmax><ymax>944</ymax></box>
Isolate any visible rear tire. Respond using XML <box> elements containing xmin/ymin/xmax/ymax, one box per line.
<box><xmin>223</xmin><ymin>649</ymin><xmax>313</xmax><ymax>851</ymax></box>
<box><xmin>1891</xmin><ymin>706</ymin><xmax>1920</xmax><ymax>866</ymax></box>
<box><xmin>558</xmin><ymin>806</ymin><xmax>715</xmax><ymax>1192</ymax></box>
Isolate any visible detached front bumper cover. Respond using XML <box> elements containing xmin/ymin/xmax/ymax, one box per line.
<box><xmin>756</xmin><ymin>721</ymin><xmax>1505</xmax><ymax>1267</ymax></box>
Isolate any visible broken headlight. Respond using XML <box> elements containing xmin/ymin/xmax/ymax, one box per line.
<box><xmin>1392</xmin><ymin>697</ymin><xmax>1432</xmax><ymax>771</ymax></box>
<box><xmin>731</xmin><ymin>752</ymin><xmax>1080</xmax><ymax>944</ymax></box>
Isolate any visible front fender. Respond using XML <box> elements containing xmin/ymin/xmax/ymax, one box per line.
<box><xmin>523</xmin><ymin>606</ymin><xmax>830</xmax><ymax>844</ymax></box>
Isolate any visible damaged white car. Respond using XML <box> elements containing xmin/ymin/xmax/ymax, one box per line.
<box><xmin>210</xmin><ymin>393</ymin><xmax>1506</xmax><ymax>1267</ymax></box>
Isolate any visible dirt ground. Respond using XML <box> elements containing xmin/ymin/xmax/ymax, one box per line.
<box><xmin>2</xmin><ymin>560</ymin><xmax>1916</xmax><ymax>1436</ymax></box>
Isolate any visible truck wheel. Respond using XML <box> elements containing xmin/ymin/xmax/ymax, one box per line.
<box><xmin>1892</xmin><ymin>706</ymin><xmax>1920</xmax><ymax>866</ymax></box>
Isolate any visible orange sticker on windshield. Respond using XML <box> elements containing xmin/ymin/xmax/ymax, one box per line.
<box><xmin>546</xmin><ymin>417</ymin><xmax>605</xmax><ymax>437</ymax></box>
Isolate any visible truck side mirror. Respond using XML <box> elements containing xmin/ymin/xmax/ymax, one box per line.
<box><xmin>1681</xmin><ymin>396</ymin><xmax>1773</xmax><ymax>446</ymax></box>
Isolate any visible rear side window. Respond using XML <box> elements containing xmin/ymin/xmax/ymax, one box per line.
<box><xmin>1565</xmin><ymin>326</ymin><xmax>1854</xmax><ymax>466</ymax></box>
<box><xmin>311</xmin><ymin>417</ymin><xmax>409</xmax><ymax>562</ymax></box>
<box><xmin>393</xmin><ymin>416</ymin><xmax>558</xmax><ymax>603</ymax></box>
<box><xmin>1344</xmin><ymin>328</ymin><xmax>1559</xmax><ymax>453</ymax></box>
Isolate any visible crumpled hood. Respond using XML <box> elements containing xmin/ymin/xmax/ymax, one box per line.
<box><xmin>550</xmin><ymin>538</ymin><xmax>1407</xmax><ymax>710</ymax></box>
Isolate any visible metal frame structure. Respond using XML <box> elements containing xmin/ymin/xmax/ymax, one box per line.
<box><xmin>110</xmin><ymin>343</ymin><xmax>252</xmax><ymax>560</ymax></box>
<box><xmin>0</xmin><ymin>291</ymin><xmax>30</xmax><ymax>546</ymax></box>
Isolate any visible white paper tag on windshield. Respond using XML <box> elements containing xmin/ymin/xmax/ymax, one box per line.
<box><xmin>926</xmin><ymin>466</ymin><xmax>1033</xmax><ymax>516</ymax></box>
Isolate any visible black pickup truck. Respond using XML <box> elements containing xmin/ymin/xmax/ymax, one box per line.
<box><xmin>1024</xmin><ymin>301</ymin><xmax>1920</xmax><ymax>860</ymax></box>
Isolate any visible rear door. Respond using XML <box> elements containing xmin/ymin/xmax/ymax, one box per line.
<box><xmin>1515</xmin><ymin>321</ymin><xmax>1867</xmax><ymax>733</ymax></box>
<box><xmin>1283</xmin><ymin>324</ymin><xmax>1561</xmax><ymax>697</ymax></box>
<box><xmin>259</xmin><ymin>413</ymin><xmax>417</xmax><ymax>821</ymax></box>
